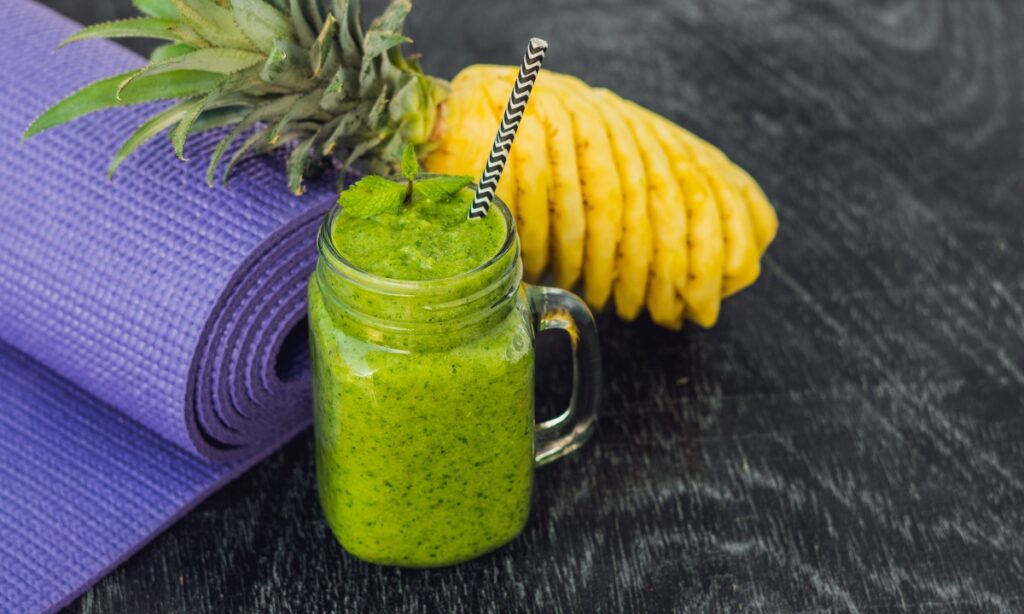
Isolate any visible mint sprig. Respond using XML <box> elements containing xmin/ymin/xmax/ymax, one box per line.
<box><xmin>413</xmin><ymin>175</ymin><xmax>473</xmax><ymax>202</ymax></box>
<box><xmin>401</xmin><ymin>144</ymin><xmax>419</xmax><ymax>181</ymax></box>
<box><xmin>337</xmin><ymin>176</ymin><xmax>406</xmax><ymax>218</ymax></box>
<box><xmin>337</xmin><ymin>145</ymin><xmax>475</xmax><ymax>219</ymax></box>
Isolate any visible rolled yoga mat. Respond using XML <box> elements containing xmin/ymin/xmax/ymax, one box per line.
<box><xmin>0</xmin><ymin>1</ymin><xmax>343</xmax><ymax>611</ymax></box>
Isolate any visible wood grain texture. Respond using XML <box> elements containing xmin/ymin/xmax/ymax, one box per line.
<box><xmin>48</xmin><ymin>0</ymin><xmax>1024</xmax><ymax>611</ymax></box>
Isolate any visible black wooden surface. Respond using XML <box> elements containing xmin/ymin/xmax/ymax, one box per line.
<box><xmin>48</xmin><ymin>0</ymin><xmax>1024</xmax><ymax>611</ymax></box>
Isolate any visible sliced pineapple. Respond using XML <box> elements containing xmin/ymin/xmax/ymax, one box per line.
<box><xmin>590</xmin><ymin>89</ymin><xmax>651</xmax><ymax>321</ymax></box>
<box><xmin>541</xmin><ymin>74</ymin><xmax>624</xmax><ymax>311</ymax></box>
<box><xmin>424</xmin><ymin>71</ymin><xmax>495</xmax><ymax>188</ymax></box>
<box><xmin>611</xmin><ymin>97</ymin><xmax>686</xmax><ymax>329</ymax></box>
<box><xmin>658</xmin><ymin>125</ymin><xmax>778</xmax><ymax>255</ymax></box>
<box><xmin>642</xmin><ymin>108</ymin><xmax>725</xmax><ymax>327</ymax></box>
<box><xmin>530</xmin><ymin>84</ymin><xmax>586</xmax><ymax>291</ymax></box>
<box><xmin>640</xmin><ymin>107</ymin><xmax>760</xmax><ymax>298</ymax></box>
<box><xmin>727</xmin><ymin>163</ymin><xmax>778</xmax><ymax>255</ymax></box>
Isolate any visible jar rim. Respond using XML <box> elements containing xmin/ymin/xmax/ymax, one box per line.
<box><xmin>316</xmin><ymin>180</ymin><xmax>518</xmax><ymax>293</ymax></box>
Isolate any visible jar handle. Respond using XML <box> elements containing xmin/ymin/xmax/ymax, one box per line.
<box><xmin>527</xmin><ymin>285</ymin><xmax>601</xmax><ymax>466</ymax></box>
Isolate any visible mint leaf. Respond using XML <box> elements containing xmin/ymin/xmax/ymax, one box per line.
<box><xmin>401</xmin><ymin>144</ymin><xmax>419</xmax><ymax>182</ymax></box>
<box><xmin>413</xmin><ymin>175</ymin><xmax>474</xmax><ymax>203</ymax></box>
<box><xmin>338</xmin><ymin>176</ymin><xmax>406</xmax><ymax>218</ymax></box>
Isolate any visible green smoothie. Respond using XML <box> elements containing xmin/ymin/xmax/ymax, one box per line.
<box><xmin>309</xmin><ymin>176</ymin><xmax>535</xmax><ymax>566</ymax></box>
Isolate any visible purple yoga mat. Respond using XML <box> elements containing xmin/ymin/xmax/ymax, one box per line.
<box><xmin>0</xmin><ymin>1</ymin><xmax>339</xmax><ymax>611</ymax></box>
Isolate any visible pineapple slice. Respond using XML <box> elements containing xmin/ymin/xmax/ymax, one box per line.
<box><xmin>424</xmin><ymin>72</ymin><xmax>495</xmax><ymax>188</ymax></box>
<box><xmin>641</xmin><ymin>110</ymin><xmax>725</xmax><ymax>328</ymax></box>
<box><xmin>590</xmin><ymin>89</ymin><xmax>651</xmax><ymax>321</ymax></box>
<box><xmin>611</xmin><ymin>97</ymin><xmax>686</xmax><ymax>330</ymax></box>
<box><xmin>544</xmin><ymin>74</ymin><xmax>624</xmax><ymax>311</ymax></box>
<box><xmin>727</xmin><ymin>164</ymin><xmax>779</xmax><ymax>255</ymax></box>
<box><xmin>640</xmin><ymin>107</ymin><xmax>760</xmax><ymax>298</ymax></box>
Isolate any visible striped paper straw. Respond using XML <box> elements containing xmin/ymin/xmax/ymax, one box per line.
<box><xmin>468</xmin><ymin>37</ymin><xmax>549</xmax><ymax>219</ymax></box>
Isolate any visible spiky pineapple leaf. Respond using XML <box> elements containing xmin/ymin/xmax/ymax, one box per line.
<box><xmin>287</xmin><ymin>134</ymin><xmax>319</xmax><ymax>194</ymax></box>
<box><xmin>341</xmin><ymin>133</ymin><xmax>383</xmax><ymax>171</ymax></box>
<box><xmin>109</xmin><ymin>99</ymin><xmax>196</xmax><ymax>177</ymax></box>
<box><xmin>60</xmin><ymin>18</ymin><xmax>184</xmax><ymax>47</ymax></box>
<box><xmin>171</xmin><ymin>0</ymin><xmax>256</xmax><ymax>51</ymax></box>
<box><xmin>321</xmin><ymin>110</ymin><xmax>361</xmax><ymax>155</ymax></box>
<box><xmin>309</xmin><ymin>14</ymin><xmax>338</xmax><ymax>78</ymax></box>
<box><xmin>268</xmin><ymin>90</ymin><xmax>322</xmax><ymax>144</ymax></box>
<box><xmin>288</xmin><ymin>0</ymin><xmax>316</xmax><ymax>47</ymax></box>
<box><xmin>170</xmin><ymin>97</ymin><xmax>209</xmax><ymax>159</ymax></box>
<box><xmin>320</xmin><ymin>66</ymin><xmax>358</xmax><ymax>111</ymax></box>
<box><xmin>23</xmin><ymin>70</ymin><xmax>223</xmax><ymax>140</ymax></box>
<box><xmin>206</xmin><ymin>93</ymin><xmax>301</xmax><ymax>185</ymax></box>
<box><xmin>260</xmin><ymin>39</ymin><xmax>313</xmax><ymax>88</ymax></box>
<box><xmin>370</xmin><ymin>0</ymin><xmax>411</xmax><ymax>35</ymax></box>
<box><xmin>334</xmin><ymin>0</ymin><xmax>363</xmax><ymax>65</ymax></box>
<box><xmin>222</xmin><ymin>126</ymin><xmax>274</xmax><ymax>183</ymax></box>
<box><xmin>117</xmin><ymin>48</ymin><xmax>264</xmax><ymax>97</ymax></box>
<box><xmin>366</xmin><ymin>84</ymin><xmax>389</xmax><ymax>129</ymax></box>
<box><xmin>188</xmin><ymin>106</ymin><xmax>250</xmax><ymax>134</ymax></box>
<box><xmin>167</xmin><ymin>22</ymin><xmax>210</xmax><ymax>47</ymax></box>
<box><xmin>377</xmin><ymin>128</ymin><xmax>405</xmax><ymax>162</ymax></box>
<box><xmin>230</xmin><ymin>0</ymin><xmax>295</xmax><ymax>53</ymax></box>
<box><xmin>132</xmin><ymin>0</ymin><xmax>180</xmax><ymax>19</ymax></box>
<box><xmin>150</xmin><ymin>42</ymin><xmax>196</xmax><ymax>62</ymax></box>
<box><xmin>304</xmin><ymin>0</ymin><xmax>325</xmax><ymax>31</ymax></box>
<box><xmin>362</xmin><ymin>32</ymin><xmax>411</xmax><ymax>68</ymax></box>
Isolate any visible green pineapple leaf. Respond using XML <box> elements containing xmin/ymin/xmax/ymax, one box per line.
<box><xmin>222</xmin><ymin>125</ymin><xmax>275</xmax><ymax>183</ymax></box>
<box><xmin>132</xmin><ymin>0</ymin><xmax>180</xmax><ymax>19</ymax></box>
<box><xmin>309</xmin><ymin>14</ymin><xmax>338</xmax><ymax>78</ymax></box>
<box><xmin>187</xmin><ymin>105</ymin><xmax>250</xmax><ymax>135</ymax></box>
<box><xmin>27</xmin><ymin>0</ymin><xmax>451</xmax><ymax>193</ymax></box>
<box><xmin>303</xmin><ymin>0</ymin><xmax>325</xmax><ymax>31</ymax></box>
<box><xmin>59</xmin><ymin>18</ymin><xmax>184</xmax><ymax>47</ymax></box>
<box><xmin>170</xmin><ymin>97</ymin><xmax>209</xmax><ymax>160</ymax></box>
<box><xmin>370</xmin><ymin>0</ymin><xmax>411</xmax><ymax>35</ymax></box>
<box><xmin>150</xmin><ymin>42</ymin><xmax>196</xmax><ymax>62</ymax></box>
<box><xmin>108</xmin><ymin>99</ymin><xmax>196</xmax><ymax>177</ymax></box>
<box><xmin>260</xmin><ymin>38</ymin><xmax>313</xmax><ymax>88</ymax></box>
<box><xmin>334</xmin><ymin>0</ymin><xmax>363</xmax><ymax>65</ymax></box>
<box><xmin>321</xmin><ymin>112</ymin><xmax>362</xmax><ymax>155</ymax></box>
<box><xmin>171</xmin><ymin>0</ymin><xmax>256</xmax><ymax>50</ymax></box>
<box><xmin>363</xmin><ymin>31</ymin><xmax>411</xmax><ymax>62</ymax></box>
<box><xmin>206</xmin><ymin>93</ymin><xmax>301</xmax><ymax>185</ymax></box>
<box><xmin>230</xmin><ymin>0</ymin><xmax>295</xmax><ymax>53</ymax></box>
<box><xmin>268</xmin><ymin>90</ymin><xmax>323</xmax><ymax>145</ymax></box>
<box><xmin>287</xmin><ymin>133</ymin><xmax>319</xmax><ymax>194</ymax></box>
<box><xmin>117</xmin><ymin>48</ymin><xmax>264</xmax><ymax>98</ymax></box>
<box><xmin>341</xmin><ymin>133</ymin><xmax>384</xmax><ymax>171</ymax></box>
<box><xmin>23</xmin><ymin>70</ymin><xmax>223</xmax><ymax>140</ymax></box>
<box><xmin>288</xmin><ymin>0</ymin><xmax>316</xmax><ymax>47</ymax></box>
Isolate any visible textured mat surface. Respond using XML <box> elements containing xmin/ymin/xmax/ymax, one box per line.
<box><xmin>0</xmin><ymin>1</ymin><xmax>337</xmax><ymax>611</ymax></box>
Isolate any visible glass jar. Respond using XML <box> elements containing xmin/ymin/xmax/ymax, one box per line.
<box><xmin>308</xmin><ymin>196</ymin><xmax>600</xmax><ymax>567</ymax></box>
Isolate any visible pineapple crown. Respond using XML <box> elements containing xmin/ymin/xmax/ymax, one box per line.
<box><xmin>23</xmin><ymin>0</ymin><xmax>450</xmax><ymax>194</ymax></box>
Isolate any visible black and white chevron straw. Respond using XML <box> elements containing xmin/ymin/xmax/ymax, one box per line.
<box><xmin>468</xmin><ymin>37</ymin><xmax>549</xmax><ymax>219</ymax></box>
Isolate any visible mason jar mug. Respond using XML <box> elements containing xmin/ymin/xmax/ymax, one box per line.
<box><xmin>308</xmin><ymin>197</ymin><xmax>600</xmax><ymax>567</ymax></box>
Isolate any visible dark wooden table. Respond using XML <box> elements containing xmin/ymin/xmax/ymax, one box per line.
<box><xmin>52</xmin><ymin>0</ymin><xmax>1024</xmax><ymax>611</ymax></box>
